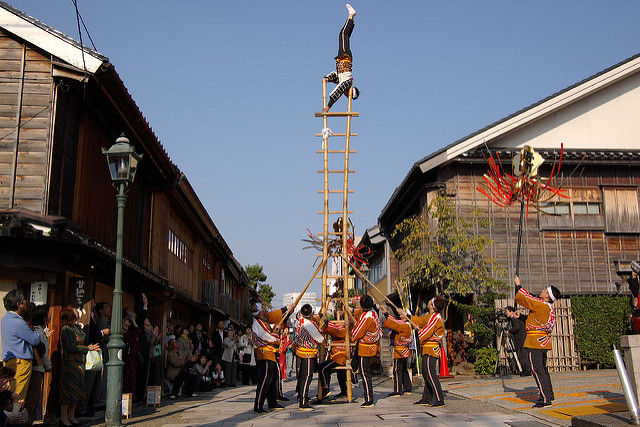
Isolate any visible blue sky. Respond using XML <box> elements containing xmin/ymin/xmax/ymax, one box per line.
<box><xmin>8</xmin><ymin>1</ymin><xmax>640</xmax><ymax>302</ymax></box>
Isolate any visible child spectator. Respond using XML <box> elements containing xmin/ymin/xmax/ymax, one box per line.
<box><xmin>212</xmin><ymin>363</ymin><xmax>225</xmax><ymax>388</ymax></box>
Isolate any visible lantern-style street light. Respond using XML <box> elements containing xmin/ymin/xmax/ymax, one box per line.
<box><xmin>102</xmin><ymin>134</ymin><xmax>142</xmax><ymax>426</ymax></box>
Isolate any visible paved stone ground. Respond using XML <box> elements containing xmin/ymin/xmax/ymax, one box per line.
<box><xmin>77</xmin><ymin>369</ymin><xmax>627</xmax><ymax>426</ymax></box>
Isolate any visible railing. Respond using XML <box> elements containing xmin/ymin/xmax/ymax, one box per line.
<box><xmin>220</xmin><ymin>293</ymin><xmax>231</xmax><ymax>315</ymax></box>
<box><xmin>202</xmin><ymin>279</ymin><xmax>219</xmax><ymax>307</ymax></box>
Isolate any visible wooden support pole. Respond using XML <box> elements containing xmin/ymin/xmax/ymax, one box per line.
<box><xmin>341</xmin><ymin>253</ymin><xmax>419</xmax><ymax>330</ymax></box>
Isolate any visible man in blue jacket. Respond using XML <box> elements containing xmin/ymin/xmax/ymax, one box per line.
<box><xmin>1</xmin><ymin>289</ymin><xmax>42</xmax><ymax>401</ymax></box>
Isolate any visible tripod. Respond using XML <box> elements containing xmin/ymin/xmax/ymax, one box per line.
<box><xmin>494</xmin><ymin>323</ymin><xmax>523</xmax><ymax>376</ymax></box>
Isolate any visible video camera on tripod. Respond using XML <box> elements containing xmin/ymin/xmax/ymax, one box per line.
<box><xmin>493</xmin><ymin>308</ymin><xmax>523</xmax><ymax>376</ymax></box>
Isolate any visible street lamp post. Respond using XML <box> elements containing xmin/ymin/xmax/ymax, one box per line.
<box><xmin>102</xmin><ymin>134</ymin><xmax>142</xmax><ymax>426</ymax></box>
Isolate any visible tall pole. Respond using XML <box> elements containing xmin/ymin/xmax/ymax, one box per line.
<box><xmin>513</xmin><ymin>198</ymin><xmax>525</xmax><ymax>310</ymax></box>
<box><xmin>105</xmin><ymin>182</ymin><xmax>127</xmax><ymax>426</ymax></box>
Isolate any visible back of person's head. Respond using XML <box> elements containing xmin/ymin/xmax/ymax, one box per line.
<box><xmin>60</xmin><ymin>306</ymin><xmax>77</xmax><ymax>326</ymax></box>
<box><xmin>0</xmin><ymin>366</ymin><xmax>15</xmax><ymax>380</ymax></box>
<box><xmin>505</xmin><ymin>306</ymin><xmax>515</xmax><ymax>313</ymax></box>
<box><xmin>32</xmin><ymin>305</ymin><xmax>49</xmax><ymax>327</ymax></box>
<box><xmin>301</xmin><ymin>304</ymin><xmax>313</xmax><ymax>318</ymax></box>
<box><xmin>432</xmin><ymin>295</ymin><xmax>447</xmax><ymax>313</ymax></box>
<box><xmin>360</xmin><ymin>295</ymin><xmax>374</xmax><ymax>310</ymax></box>
<box><xmin>550</xmin><ymin>286</ymin><xmax>561</xmax><ymax>302</ymax></box>
<box><xmin>3</xmin><ymin>289</ymin><xmax>25</xmax><ymax>312</ymax></box>
<box><xmin>0</xmin><ymin>389</ymin><xmax>13</xmax><ymax>411</ymax></box>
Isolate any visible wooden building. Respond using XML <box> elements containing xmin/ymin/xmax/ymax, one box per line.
<box><xmin>358</xmin><ymin>52</ymin><xmax>640</xmax><ymax>370</ymax></box>
<box><xmin>0</xmin><ymin>1</ymin><xmax>252</xmax><ymax>407</ymax></box>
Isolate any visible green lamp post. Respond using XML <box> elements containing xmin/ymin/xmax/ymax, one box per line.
<box><xmin>102</xmin><ymin>134</ymin><xmax>142</xmax><ymax>426</ymax></box>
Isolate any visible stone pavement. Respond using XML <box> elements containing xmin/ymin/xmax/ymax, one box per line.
<box><xmin>79</xmin><ymin>369</ymin><xmax>628</xmax><ymax>426</ymax></box>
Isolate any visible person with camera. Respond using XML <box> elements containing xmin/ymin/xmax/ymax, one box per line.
<box><xmin>514</xmin><ymin>276</ymin><xmax>561</xmax><ymax>408</ymax></box>
<box><xmin>504</xmin><ymin>306</ymin><xmax>530</xmax><ymax>376</ymax></box>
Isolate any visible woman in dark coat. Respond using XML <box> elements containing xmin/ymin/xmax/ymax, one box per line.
<box><xmin>59</xmin><ymin>307</ymin><xmax>100</xmax><ymax>427</ymax></box>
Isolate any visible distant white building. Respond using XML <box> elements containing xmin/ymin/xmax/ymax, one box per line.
<box><xmin>283</xmin><ymin>291</ymin><xmax>318</xmax><ymax>313</ymax></box>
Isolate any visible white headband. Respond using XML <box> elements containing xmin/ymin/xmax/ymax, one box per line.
<box><xmin>251</xmin><ymin>302</ymin><xmax>262</xmax><ymax>316</ymax></box>
<box><xmin>547</xmin><ymin>287</ymin><xmax>556</xmax><ymax>302</ymax></box>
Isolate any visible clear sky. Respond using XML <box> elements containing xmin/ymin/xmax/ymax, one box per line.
<box><xmin>8</xmin><ymin>1</ymin><xmax>640</xmax><ymax>303</ymax></box>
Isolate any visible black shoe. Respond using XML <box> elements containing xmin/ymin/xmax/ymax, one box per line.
<box><xmin>431</xmin><ymin>401</ymin><xmax>445</xmax><ymax>407</ymax></box>
<box><xmin>277</xmin><ymin>395</ymin><xmax>289</xmax><ymax>401</ymax></box>
<box><xmin>532</xmin><ymin>401</ymin><xmax>551</xmax><ymax>408</ymax></box>
<box><xmin>226</xmin><ymin>383</ymin><xmax>236</xmax><ymax>387</ymax></box>
<box><xmin>360</xmin><ymin>401</ymin><xmax>374</xmax><ymax>408</ymax></box>
<box><xmin>403</xmin><ymin>389</ymin><xmax>412</xmax><ymax>394</ymax></box>
<box><xmin>335</xmin><ymin>391</ymin><xmax>347</xmax><ymax>398</ymax></box>
<box><xmin>299</xmin><ymin>404</ymin><xmax>314</xmax><ymax>411</ymax></box>
<box><xmin>254</xmin><ymin>408</ymin><xmax>268</xmax><ymax>414</ymax></box>
<box><xmin>388</xmin><ymin>392</ymin><xmax>402</xmax><ymax>397</ymax></box>
<box><xmin>414</xmin><ymin>400</ymin><xmax>430</xmax><ymax>405</ymax></box>
<box><xmin>269</xmin><ymin>404</ymin><xmax>285</xmax><ymax>410</ymax></box>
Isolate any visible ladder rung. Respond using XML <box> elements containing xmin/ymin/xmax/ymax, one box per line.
<box><xmin>314</xmin><ymin>232</ymin><xmax>354</xmax><ymax>236</ymax></box>
<box><xmin>315</xmin><ymin>112</ymin><xmax>359</xmax><ymax>117</ymax></box>
<box><xmin>317</xmin><ymin>190</ymin><xmax>354</xmax><ymax>193</ymax></box>
<box><xmin>319</xmin><ymin>211</ymin><xmax>353</xmax><ymax>214</ymax></box>
<box><xmin>316</xmin><ymin>133</ymin><xmax>358</xmax><ymax>137</ymax></box>
<box><xmin>316</xmin><ymin>150</ymin><xmax>357</xmax><ymax>154</ymax></box>
<box><xmin>317</xmin><ymin>170</ymin><xmax>355</xmax><ymax>173</ymax></box>
<box><xmin>316</xmin><ymin>253</ymin><xmax>347</xmax><ymax>257</ymax></box>
<box><xmin>316</xmin><ymin>275</ymin><xmax>348</xmax><ymax>279</ymax></box>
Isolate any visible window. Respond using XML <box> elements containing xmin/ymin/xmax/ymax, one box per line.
<box><xmin>538</xmin><ymin>188</ymin><xmax>604</xmax><ymax>230</ymax></box>
<box><xmin>168</xmin><ymin>229</ymin><xmax>189</xmax><ymax>264</ymax></box>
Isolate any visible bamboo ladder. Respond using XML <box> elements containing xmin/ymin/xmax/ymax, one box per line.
<box><xmin>313</xmin><ymin>80</ymin><xmax>359</xmax><ymax>402</ymax></box>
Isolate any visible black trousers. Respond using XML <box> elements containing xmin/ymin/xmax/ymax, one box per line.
<box><xmin>337</xmin><ymin>18</ymin><xmax>354</xmax><ymax>59</ymax></box>
<box><xmin>421</xmin><ymin>355</ymin><xmax>444</xmax><ymax>404</ymax></box>
<box><xmin>516</xmin><ymin>346</ymin><xmax>531</xmax><ymax>374</ymax></box>
<box><xmin>393</xmin><ymin>358</ymin><xmax>412</xmax><ymax>393</ymax></box>
<box><xmin>359</xmin><ymin>355</ymin><xmax>374</xmax><ymax>404</ymax></box>
<box><xmin>318</xmin><ymin>359</ymin><xmax>347</xmax><ymax>393</ymax></box>
<box><xmin>297</xmin><ymin>357</ymin><xmax>316</xmax><ymax>406</ymax></box>
<box><xmin>255</xmin><ymin>359</ymin><xmax>278</xmax><ymax>411</ymax></box>
<box><xmin>171</xmin><ymin>370</ymin><xmax>196</xmax><ymax>397</ymax></box>
<box><xmin>528</xmin><ymin>348</ymin><xmax>554</xmax><ymax>403</ymax></box>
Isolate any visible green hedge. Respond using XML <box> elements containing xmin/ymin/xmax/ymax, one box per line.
<box><xmin>571</xmin><ymin>295</ymin><xmax>632</xmax><ymax>368</ymax></box>
<box><xmin>473</xmin><ymin>347</ymin><xmax>497</xmax><ymax>375</ymax></box>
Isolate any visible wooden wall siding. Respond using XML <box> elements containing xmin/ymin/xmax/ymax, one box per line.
<box><xmin>603</xmin><ymin>187</ymin><xmax>640</xmax><ymax>234</ymax></box>
<box><xmin>149</xmin><ymin>191</ymin><xmax>169</xmax><ymax>278</ymax></box>
<box><xmin>72</xmin><ymin>114</ymin><xmax>141</xmax><ymax>260</ymax></box>
<box><xmin>438</xmin><ymin>163</ymin><xmax>639</xmax><ymax>296</ymax></box>
<box><xmin>48</xmin><ymin>84</ymin><xmax>80</xmax><ymax>217</ymax></box>
<box><xmin>495</xmin><ymin>298</ymin><xmax>580</xmax><ymax>372</ymax></box>
<box><xmin>0</xmin><ymin>32</ymin><xmax>53</xmax><ymax>212</ymax></box>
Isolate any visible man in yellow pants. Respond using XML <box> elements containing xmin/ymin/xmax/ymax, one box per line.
<box><xmin>1</xmin><ymin>290</ymin><xmax>42</xmax><ymax>401</ymax></box>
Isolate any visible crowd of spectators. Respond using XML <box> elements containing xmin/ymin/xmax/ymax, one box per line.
<box><xmin>0</xmin><ymin>288</ymin><xmax>254</xmax><ymax>426</ymax></box>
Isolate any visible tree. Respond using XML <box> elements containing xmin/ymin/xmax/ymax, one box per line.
<box><xmin>392</xmin><ymin>194</ymin><xmax>506</xmax><ymax>314</ymax></box>
<box><xmin>245</xmin><ymin>263</ymin><xmax>267</xmax><ymax>289</ymax></box>
<box><xmin>257</xmin><ymin>284</ymin><xmax>276</xmax><ymax>309</ymax></box>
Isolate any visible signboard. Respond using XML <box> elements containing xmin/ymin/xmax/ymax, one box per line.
<box><xmin>146</xmin><ymin>386</ymin><xmax>161</xmax><ymax>407</ymax></box>
<box><xmin>68</xmin><ymin>277</ymin><xmax>92</xmax><ymax>308</ymax></box>
<box><xmin>122</xmin><ymin>393</ymin><xmax>132</xmax><ymax>418</ymax></box>
<box><xmin>30</xmin><ymin>282</ymin><xmax>47</xmax><ymax>305</ymax></box>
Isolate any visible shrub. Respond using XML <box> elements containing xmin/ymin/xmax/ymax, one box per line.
<box><xmin>473</xmin><ymin>347</ymin><xmax>497</xmax><ymax>375</ymax></box>
<box><xmin>571</xmin><ymin>295</ymin><xmax>631</xmax><ymax>368</ymax></box>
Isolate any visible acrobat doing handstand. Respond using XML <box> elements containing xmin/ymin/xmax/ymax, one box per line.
<box><xmin>322</xmin><ymin>4</ymin><xmax>360</xmax><ymax>113</ymax></box>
